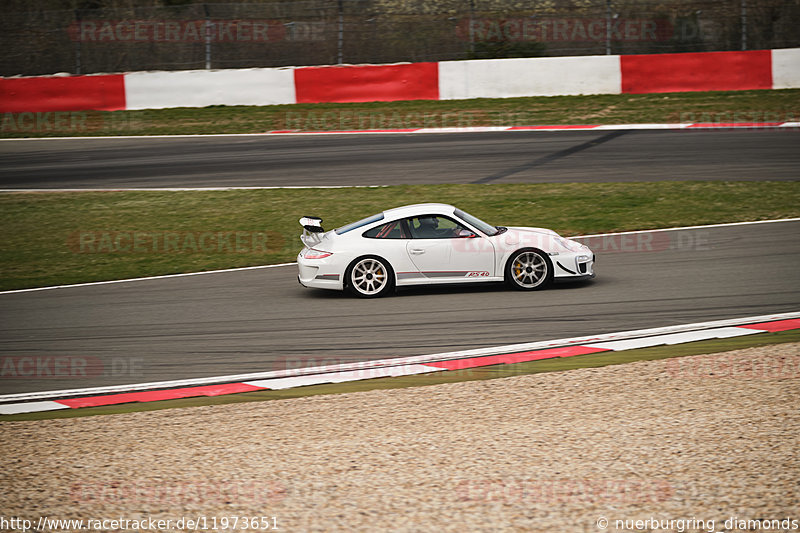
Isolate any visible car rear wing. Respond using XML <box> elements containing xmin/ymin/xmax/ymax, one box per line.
<box><xmin>300</xmin><ymin>216</ymin><xmax>324</xmax><ymax>247</ymax></box>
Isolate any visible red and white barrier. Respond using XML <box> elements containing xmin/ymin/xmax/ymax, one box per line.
<box><xmin>1</xmin><ymin>48</ymin><xmax>797</xmax><ymax>112</ymax></box>
<box><xmin>1</xmin><ymin>312</ymin><xmax>798</xmax><ymax>414</ymax></box>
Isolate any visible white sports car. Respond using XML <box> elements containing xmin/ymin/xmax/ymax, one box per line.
<box><xmin>297</xmin><ymin>203</ymin><xmax>594</xmax><ymax>298</ymax></box>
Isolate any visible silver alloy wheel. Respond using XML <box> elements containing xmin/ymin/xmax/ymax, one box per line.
<box><xmin>350</xmin><ymin>258</ymin><xmax>389</xmax><ymax>296</ymax></box>
<box><xmin>511</xmin><ymin>251</ymin><xmax>548</xmax><ymax>288</ymax></box>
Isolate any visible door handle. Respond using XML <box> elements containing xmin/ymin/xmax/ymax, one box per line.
<box><xmin>409</xmin><ymin>249</ymin><xmax>425</xmax><ymax>255</ymax></box>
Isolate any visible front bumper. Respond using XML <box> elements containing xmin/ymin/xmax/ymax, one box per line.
<box><xmin>553</xmin><ymin>252</ymin><xmax>595</xmax><ymax>279</ymax></box>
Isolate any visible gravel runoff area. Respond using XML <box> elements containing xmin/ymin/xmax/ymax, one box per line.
<box><xmin>1</xmin><ymin>343</ymin><xmax>798</xmax><ymax>533</ymax></box>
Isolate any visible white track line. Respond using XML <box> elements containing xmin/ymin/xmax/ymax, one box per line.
<box><xmin>0</xmin><ymin>263</ymin><xmax>297</xmax><ymax>295</ymax></box>
<box><xmin>0</xmin><ymin>132</ymin><xmax>304</xmax><ymax>141</ymax></box>
<box><xmin>1</xmin><ymin>311</ymin><xmax>797</xmax><ymax>404</ymax></box>
<box><xmin>1</xmin><ymin>186</ymin><xmax>387</xmax><ymax>192</ymax></box>
<box><xmin>0</xmin><ymin>122</ymin><xmax>796</xmax><ymax>143</ymax></box>
<box><xmin>0</xmin><ymin>401</ymin><xmax>71</xmax><ymax>414</ymax></box>
<box><xmin>573</xmin><ymin>217</ymin><xmax>800</xmax><ymax>239</ymax></box>
<box><xmin>2</xmin><ymin>218</ymin><xmax>799</xmax><ymax>296</ymax></box>
<box><xmin>585</xmin><ymin>327</ymin><xmax>760</xmax><ymax>350</ymax></box>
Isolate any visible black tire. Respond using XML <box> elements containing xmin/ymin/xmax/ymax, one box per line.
<box><xmin>345</xmin><ymin>255</ymin><xmax>394</xmax><ymax>298</ymax></box>
<box><xmin>505</xmin><ymin>248</ymin><xmax>553</xmax><ymax>291</ymax></box>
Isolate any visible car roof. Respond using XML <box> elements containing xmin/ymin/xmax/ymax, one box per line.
<box><xmin>381</xmin><ymin>203</ymin><xmax>456</xmax><ymax>219</ymax></box>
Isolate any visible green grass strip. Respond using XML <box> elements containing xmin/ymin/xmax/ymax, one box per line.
<box><xmin>1</xmin><ymin>181</ymin><xmax>798</xmax><ymax>291</ymax></box>
<box><xmin>1</xmin><ymin>89</ymin><xmax>798</xmax><ymax>138</ymax></box>
<box><xmin>3</xmin><ymin>329</ymin><xmax>797</xmax><ymax>421</ymax></box>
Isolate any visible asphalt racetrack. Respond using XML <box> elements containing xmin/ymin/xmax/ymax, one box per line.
<box><xmin>1</xmin><ymin>129</ymin><xmax>799</xmax><ymax>188</ymax></box>
<box><xmin>0</xmin><ymin>129</ymin><xmax>798</xmax><ymax>395</ymax></box>
<box><xmin>1</xmin><ymin>220</ymin><xmax>799</xmax><ymax>395</ymax></box>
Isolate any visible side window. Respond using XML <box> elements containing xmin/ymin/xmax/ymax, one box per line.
<box><xmin>407</xmin><ymin>216</ymin><xmax>476</xmax><ymax>239</ymax></box>
<box><xmin>363</xmin><ymin>220</ymin><xmax>409</xmax><ymax>239</ymax></box>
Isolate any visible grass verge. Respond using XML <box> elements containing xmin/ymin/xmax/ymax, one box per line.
<box><xmin>2</xmin><ymin>329</ymin><xmax>797</xmax><ymax>421</ymax></box>
<box><xmin>1</xmin><ymin>181</ymin><xmax>798</xmax><ymax>291</ymax></box>
<box><xmin>1</xmin><ymin>89</ymin><xmax>798</xmax><ymax>138</ymax></box>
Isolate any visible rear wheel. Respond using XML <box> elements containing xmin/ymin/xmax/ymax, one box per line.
<box><xmin>346</xmin><ymin>256</ymin><xmax>394</xmax><ymax>298</ymax></box>
<box><xmin>505</xmin><ymin>248</ymin><xmax>553</xmax><ymax>291</ymax></box>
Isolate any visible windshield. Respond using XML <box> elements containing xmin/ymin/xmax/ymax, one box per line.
<box><xmin>454</xmin><ymin>208</ymin><xmax>500</xmax><ymax>236</ymax></box>
<box><xmin>335</xmin><ymin>213</ymin><xmax>385</xmax><ymax>235</ymax></box>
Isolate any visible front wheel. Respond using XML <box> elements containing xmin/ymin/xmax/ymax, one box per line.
<box><xmin>346</xmin><ymin>256</ymin><xmax>394</xmax><ymax>298</ymax></box>
<box><xmin>505</xmin><ymin>249</ymin><xmax>553</xmax><ymax>291</ymax></box>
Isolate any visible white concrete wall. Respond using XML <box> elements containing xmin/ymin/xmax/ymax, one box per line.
<box><xmin>438</xmin><ymin>55</ymin><xmax>622</xmax><ymax>100</ymax></box>
<box><xmin>124</xmin><ymin>67</ymin><xmax>296</xmax><ymax>110</ymax></box>
<box><xmin>771</xmin><ymin>48</ymin><xmax>800</xmax><ymax>90</ymax></box>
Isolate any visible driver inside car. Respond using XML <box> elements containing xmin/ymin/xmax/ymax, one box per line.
<box><xmin>415</xmin><ymin>216</ymin><xmax>440</xmax><ymax>238</ymax></box>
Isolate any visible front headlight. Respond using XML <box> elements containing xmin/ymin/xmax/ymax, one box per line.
<box><xmin>555</xmin><ymin>237</ymin><xmax>585</xmax><ymax>253</ymax></box>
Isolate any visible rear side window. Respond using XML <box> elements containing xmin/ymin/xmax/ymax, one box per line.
<box><xmin>363</xmin><ymin>220</ymin><xmax>409</xmax><ymax>239</ymax></box>
<box><xmin>336</xmin><ymin>213</ymin><xmax>384</xmax><ymax>235</ymax></box>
